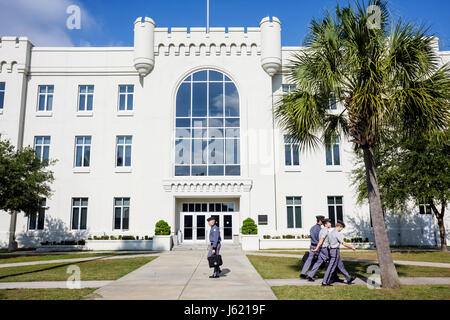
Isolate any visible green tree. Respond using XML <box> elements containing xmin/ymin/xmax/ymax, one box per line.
<box><xmin>274</xmin><ymin>0</ymin><xmax>450</xmax><ymax>288</ymax></box>
<box><xmin>0</xmin><ymin>137</ymin><xmax>54</xmax><ymax>252</ymax></box>
<box><xmin>352</xmin><ymin>130</ymin><xmax>449</xmax><ymax>251</ymax></box>
<box><xmin>155</xmin><ymin>220</ymin><xmax>171</xmax><ymax>235</ymax></box>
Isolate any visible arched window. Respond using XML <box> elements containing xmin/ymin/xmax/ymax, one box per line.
<box><xmin>175</xmin><ymin>69</ymin><xmax>240</xmax><ymax>176</ymax></box>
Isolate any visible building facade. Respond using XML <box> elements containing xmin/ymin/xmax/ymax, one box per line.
<box><xmin>0</xmin><ymin>16</ymin><xmax>449</xmax><ymax>248</ymax></box>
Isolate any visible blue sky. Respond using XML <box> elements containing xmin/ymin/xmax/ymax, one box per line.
<box><xmin>1</xmin><ymin>0</ymin><xmax>449</xmax><ymax>49</ymax></box>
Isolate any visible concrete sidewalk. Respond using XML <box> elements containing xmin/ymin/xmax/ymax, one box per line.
<box><xmin>266</xmin><ymin>277</ymin><xmax>450</xmax><ymax>287</ymax></box>
<box><xmin>92</xmin><ymin>248</ymin><xmax>277</xmax><ymax>300</ymax></box>
<box><xmin>0</xmin><ymin>281</ymin><xmax>112</xmax><ymax>289</ymax></box>
<box><xmin>0</xmin><ymin>253</ymin><xmax>159</xmax><ymax>269</ymax></box>
<box><xmin>248</xmin><ymin>252</ymin><xmax>450</xmax><ymax>269</ymax></box>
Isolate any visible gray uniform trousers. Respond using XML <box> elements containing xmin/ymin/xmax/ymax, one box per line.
<box><xmin>307</xmin><ymin>247</ymin><xmax>329</xmax><ymax>278</ymax></box>
<box><xmin>323</xmin><ymin>248</ymin><xmax>350</xmax><ymax>285</ymax></box>
<box><xmin>300</xmin><ymin>245</ymin><xmax>317</xmax><ymax>275</ymax></box>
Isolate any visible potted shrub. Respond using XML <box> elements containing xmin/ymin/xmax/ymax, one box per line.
<box><xmin>240</xmin><ymin>218</ymin><xmax>259</xmax><ymax>251</ymax></box>
<box><xmin>152</xmin><ymin>220</ymin><xmax>173</xmax><ymax>251</ymax></box>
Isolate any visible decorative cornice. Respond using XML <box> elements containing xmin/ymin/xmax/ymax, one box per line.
<box><xmin>162</xmin><ymin>179</ymin><xmax>253</xmax><ymax>193</ymax></box>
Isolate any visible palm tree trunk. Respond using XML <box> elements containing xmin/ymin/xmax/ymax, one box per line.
<box><xmin>362</xmin><ymin>147</ymin><xmax>401</xmax><ymax>289</ymax></box>
<box><xmin>8</xmin><ymin>211</ymin><xmax>18</xmax><ymax>252</ymax></box>
<box><xmin>431</xmin><ymin>202</ymin><xmax>447</xmax><ymax>252</ymax></box>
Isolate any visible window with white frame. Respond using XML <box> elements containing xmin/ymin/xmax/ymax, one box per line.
<box><xmin>282</xmin><ymin>84</ymin><xmax>296</xmax><ymax>94</ymax></box>
<box><xmin>175</xmin><ymin>69</ymin><xmax>240</xmax><ymax>177</ymax></box>
<box><xmin>114</xmin><ymin>198</ymin><xmax>130</xmax><ymax>230</ymax></box>
<box><xmin>118</xmin><ymin>85</ymin><xmax>134</xmax><ymax>111</ymax></box>
<box><xmin>29</xmin><ymin>199</ymin><xmax>46</xmax><ymax>230</ymax></box>
<box><xmin>71</xmin><ymin>198</ymin><xmax>88</xmax><ymax>230</ymax></box>
<box><xmin>326</xmin><ymin>136</ymin><xmax>341</xmax><ymax>166</ymax></box>
<box><xmin>419</xmin><ymin>204</ymin><xmax>432</xmax><ymax>215</ymax></box>
<box><xmin>116</xmin><ymin>136</ymin><xmax>132</xmax><ymax>167</ymax></box>
<box><xmin>0</xmin><ymin>82</ymin><xmax>5</xmax><ymax>110</ymax></box>
<box><xmin>78</xmin><ymin>85</ymin><xmax>94</xmax><ymax>111</ymax></box>
<box><xmin>328</xmin><ymin>196</ymin><xmax>343</xmax><ymax>227</ymax></box>
<box><xmin>37</xmin><ymin>85</ymin><xmax>54</xmax><ymax>111</ymax></box>
<box><xmin>284</xmin><ymin>136</ymin><xmax>300</xmax><ymax>166</ymax></box>
<box><xmin>34</xmin><ymin>136</ymin><xmax>51</xmax><ymax>162</ymax></box>
<box><xmin>74</xmin><ymin>136</ymin><xmax>91</xmax><ymax>167</ymax></box>
<box><xmin>286</xmin><ymin>197</ymin><xmax>302</xmax><ymax>228</ymax></box>
<box><xmin>328</xmin><ymin>92</ymin><xmax>337</xmax><ymax>110</ymax></box>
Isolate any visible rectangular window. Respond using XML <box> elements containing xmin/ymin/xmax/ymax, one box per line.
<box><xmin>419</xmin><ymin>204</ymin><xmax>432</xmax><ymax>215</ymax></box>
<box><xmin>258</xmin><ymin>215</ymin><xmax>268</xmax><ymax>225</ymax></box>
<box><xmin>282</xmin><ymin>84</ymin><xmax>296</xmax><ymax>95</ymax></box>
<box><xmin>114</xmin><ymin>198</ymin><xmax>130</xmax><ymax>230</ymax></box>
<box><xmin>29</xmin><ymin>199</ymin><xmax>46</xmax><ymax>230</ymax></box>
<box><xmin>0</xmin><ymin>82</ymin><xmax>5</xmax><ymax>110</ymax></box>
<box><xmin>37</xmin><ymin>85</ymin><xmax>54</xmax><ymax>111</ymax></box>
<box><xmin>116</xmin><ymin>136</ymin><xmax>132</xmax><ymax>167</ymax></box>
<box><xmin>72</xmin><ymin>198</ymin><xmax>88</xmax><ymax>230</ymax></box>
<box><xmin>328</xmin><ymin>196</ymin><xmax>343</xmax><ymax>227</ymax></box>
<box><xmin>326</xmin><ymin>136</ymin><xmax>341</xmax><ymax>166</ymax></box>
<box><xmin>328</xmin><ymin>92</ymin><xmax>337</xmax><ymax>110</ymax></box>
<box><xmin>34</xmin><ymin>136</ymin><xmax>51</xmax><ymax>162</ymax></box>
<box><xmin>284</xmin><ymin>136</ymin><xmax>300</xmax><ymax>166</ymax></box>
<box><xmin>118</xmin><ymin>85</ymin><xmax>134</xmax><ymax>111</ymax></box>
<box><xmin>78</xmin><ymin>85</ymin><xmax>94</xmax><ymax>111</ymax></box>
<box><xmin>74</xmin><ymin>136</ymin><xmax>91</xmax><ymax>167</ymax></box>
<box><xmin>286</xmin><ymin>197</ymin><xmax>302</xmax><ymax>228</ymax></box>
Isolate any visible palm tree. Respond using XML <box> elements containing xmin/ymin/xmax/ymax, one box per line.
<box><xmin>275</xmin><ymin>0</ymin><xmax>450</xmax><ymax>288</ymax></box>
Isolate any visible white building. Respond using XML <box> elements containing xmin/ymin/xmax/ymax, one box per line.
<box><xmin>0</xmin><ymin>16</ymin><xmax>448</xmax><ymax>248</ymax></box>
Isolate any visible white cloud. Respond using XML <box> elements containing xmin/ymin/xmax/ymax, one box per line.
<box><xmin>0</xmin><ymin>0</ymin><xmax>97</xmax><ymax>46</ymax></box>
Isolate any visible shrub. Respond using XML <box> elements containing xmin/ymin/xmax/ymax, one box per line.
<box><xmin>155</xmin><ymin>220</ymin><xmax>171</xmax><ymax>235</ymax></box>
<box><xmin>282</xmin><ymin>235</ymin><xmax>296</xmax><ymax>239</ymax></box>
<box><xmin>241</xmin><ymin>218</ymin><xmax>258</xmax><ymax>235</ymax></box>
<box><xmin>263</xmin><ymin>235</ymin><xmax>271</xmax><ymax>239</ymax></box>
<box><xmin>121</xmin><ymin>235</ymin><xmax>136</xmax><ymax>240</ymax></box>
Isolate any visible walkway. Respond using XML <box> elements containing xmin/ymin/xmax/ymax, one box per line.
<box><xmin>0</xmin><ymin>253</ymin><xmax>159</xmax><ymax>269</ymax></box>
<box><xmin>266</xmin><ymin>277</ymin><xmax>450</xmax><ymax>287</ymax></box>
<box><xmin>248</xmin><ymin>252</ymin><xmax>450</xmax><ymax>269</ymax></box>
<box><xmin>91</xmin><ymin>248</ymin><xmax>277</xmax><ymax>300</ymax></box>
<box><xmin>0</xmin><ymin>281</ymin><xmax>112</xmax><ymax>289</ymax></box>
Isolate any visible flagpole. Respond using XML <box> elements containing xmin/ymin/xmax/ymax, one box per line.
<box><xmin>207</xmin><ymin>0</ymin><xmax>210</xmax><ymax>33</ymax></box>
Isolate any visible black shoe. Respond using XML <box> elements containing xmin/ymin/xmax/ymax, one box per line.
<box><xmin>346</xmin><ymin>277</ymin><xmax>356</xmax><ymax>285</ymax></box>
<box><xmin>307</xmin><ymin>276</ymin><xmax>315</xmax><ymax>282</ymax></box>
<box><xmin>209</xmin><ymin>274</ymin><xmax>219</xmax><ymax>279</ymax></box>
<box><xmin>321</xmin><ymin>283</ymin><xmax>333</xmax><ymax>287</ymax></box>
<box><xmin>300</xmin><ymin>274</ymin><xmax>307</xmax><ymax>279</ymax></box>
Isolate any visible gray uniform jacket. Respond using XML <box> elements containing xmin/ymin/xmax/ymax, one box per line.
<box><xmin>310</xmin><ymin>224</ymin><xmax>321</xmax><ymax>246</ymax></box>
<box><xmin>318</xmin><ymin>228</ymin><xmax>330</xmax><ymax>248</ymax></box>
<box><xmin>209</xmin><ymin>225</ymin><xmax>221</xmax><ymax>249</ymax></box>
<box><xmin>328</xmin><ymin>229</ymin><xmax>344</xmax><ymax>249</ymax></box>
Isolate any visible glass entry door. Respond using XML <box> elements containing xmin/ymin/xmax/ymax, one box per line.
<box><xmin>180</xmin><ymin>202</ymin><xmax>235</xmax><ymax>243</ymax></box>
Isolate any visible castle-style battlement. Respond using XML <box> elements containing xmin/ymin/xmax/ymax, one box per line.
<box><xmin>0</xmin><ymin>37</ymin><xmax>33</xmax><ymax>74</ymax></box>
<box><xmin>134</xmin><ymin>16</ymin><xmax>282</xmax><ymax>77</ymax></box>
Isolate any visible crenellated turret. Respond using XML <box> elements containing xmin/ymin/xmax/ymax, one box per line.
<box><xmin>260</xmin><ymin>16</ymin><xmax>281</xmax><ymax>77</ymax></box>
<box><xmin>134</xmin><ymin>17</ymin><xmax>156</xmax><ymax>77</ymax></box>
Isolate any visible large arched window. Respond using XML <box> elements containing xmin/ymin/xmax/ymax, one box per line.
<box><xmin>175</xmin><ymin>69</ymin><xmax>240</xmax><ymax>176</ymax></box>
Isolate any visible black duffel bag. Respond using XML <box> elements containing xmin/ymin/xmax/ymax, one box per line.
<box><xmin>208</xmin><ymin>254</ymin><xmax>223</xmax><ymax>268</ymax></box>
<box><xmin>302</xmin><ymin>251</ymin><xmax>318</xmax><ymax>264</ymax></box>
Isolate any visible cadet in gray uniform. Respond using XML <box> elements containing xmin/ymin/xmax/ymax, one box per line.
<box><xmin>207</xmin><ymin>216</ymin><xmax>222</xmax><ymax>278</ymax></box>
<box><xmin>300</xmin><ymin>215</ymin><xmax>325</xmax><ymax>279</ymax></box>
<box><xmin>322</xmin><ymin>220</ymin><xmax>356</xmax><ymax>286</ymax></box>
<box><xmin>307</xmin><ymin>218</ymin><xmax>332</xmax><ymax>281</ymax></box>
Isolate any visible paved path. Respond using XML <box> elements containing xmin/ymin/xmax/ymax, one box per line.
<box><xmin>92</xmin><ymin>248</ymin><xmax>277</xmax><ymax>300</ymax></box>
<box><xmin>0</xmin><ymin>281</ymin><xmax>112</xmax><ymax>289</ymax></box>
<box><xmin>248</xmin><ymin>252</ymin><xmax>450</xmax><ymax>269</ymax></box>
<box><xmin>0</xmin><ymin>253</ymin><xmax>159</xmax><ymax>269</ymax></box>
<box><xmin>266</xmin><ymin>277</ymin><xmax>450</xmax><ymax>287</ymax></box>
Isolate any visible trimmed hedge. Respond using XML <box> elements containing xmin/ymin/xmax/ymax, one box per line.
<box><xmin>241</xmin><ymin>218</ymin><xmax>258</xmax><ymax>235</ymax></box>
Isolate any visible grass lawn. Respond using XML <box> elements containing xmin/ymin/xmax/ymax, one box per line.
<box><xmin>0</xmin><ymin>256</ymin><xmax>157</xmax><ymax>282</ymax></box>
<box><xmin>0</xmin><ymin>252</ymin><xmax>148</xmax><ymax>264</ymax></box>
<box><xmin>247</xmin><ymin>255</ymin><xmax>450</xmax><ymax>279</ymax></box>
<box><xmin>272</xmin><ymin>285</ymin><xmax>450</xmax><ymax>300</ymax></box>
<box><xmin>258</xmin><ymin>250</ymin><xmax>450</xmax><ymax>263</ymax></box>
<box><xmin>0</xmin><ymin>288</ymin><xmax>97</xmax><ymax>300</ymax></box>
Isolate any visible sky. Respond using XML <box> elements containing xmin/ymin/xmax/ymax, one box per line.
<box><xmin>0</xmin><ymin>0</ymin><xmax>449</xmax><ymax>49</ymax></box>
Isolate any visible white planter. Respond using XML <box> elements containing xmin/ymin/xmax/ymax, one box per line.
<box><xmin>241</xmin><ymin>234</ymin><xmax>260</xmax><ymax>251</ymax></box>
<box><xmin>260</xmin><ymin>239</ymin><xmax>311</xmax><ymax>249</ymax></box>
<box><xmin>85</xmin><ymin>240</ymin><xmax>153</xmax><ymax>251</ymax></box>
<box><xmin>152</xmin><ymin>235</ymin><xmax>173</xmax><ymax>251</ymax></box>
<box><xmin>37</xmin><ymin>245</ymin><xmax>86</xmax><ymax>252</ymax></box>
